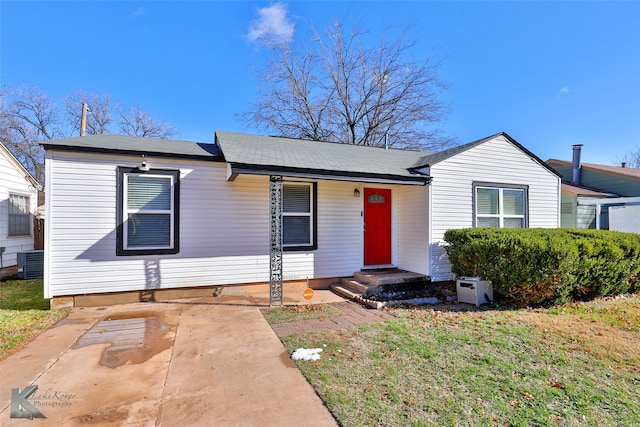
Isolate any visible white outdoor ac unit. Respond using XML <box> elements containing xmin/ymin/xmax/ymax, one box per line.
<box><xmin>17</xmin><ymin>250</ymin><xmax>44</xmax><ymax>280</ymax></box>
<box><xmin>456</xmin><ymin>277</ymin><xmax>493</xmax><ymax>306</ymax></box>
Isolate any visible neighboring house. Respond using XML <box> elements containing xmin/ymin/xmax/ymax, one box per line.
<box><xmin>41</xmin><ymin>131</ymin><xmax>560</xmax><ymax>305</ymax></box>
<box><xmin>547</xmin><ymin>145</ymin><xmax>640</xmax><ymax>230</ymax></box>
<box><xmin>0</xmin><ymin>141</ymin><xmax>39</xmax><ymax>272</ymax></box>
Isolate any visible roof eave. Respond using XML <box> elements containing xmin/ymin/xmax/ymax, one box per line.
<box><xmin>227</xmin><ymin>163</ymin><xmax>430</xmax><ymax>185</ymax></box>
<box><xmin>40</xmin><ymin>143</ymin><xmax>225</xmax><ymax>162</ymax></box>
<box><xmin>547</xmin><ymin>159</ymin><xmax>640</xmax><ymax>181</ymax></box>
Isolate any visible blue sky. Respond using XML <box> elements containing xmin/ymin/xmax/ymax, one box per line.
<box><xmin>2</xmin><ymin>1</ymin><xmax>639</xmax><ymax>165</ymax></box>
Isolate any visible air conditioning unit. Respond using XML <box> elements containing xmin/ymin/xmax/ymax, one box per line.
<box><xmin>17</xmin><ymin>250</ymin><xmax>44</xmax><ymax>279</ymax></box>
<box><xmin>456</xmin><ymin>277</ymin><xmax>493</xmax><ymax>306</ymax></box>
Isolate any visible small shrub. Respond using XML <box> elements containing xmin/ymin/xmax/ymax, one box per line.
<box><xmin>567</xmin><ymin>230</ymin><xmax>640</xmax><ymax>298</ymax></box>
<box><xmin>444</xmin><ymin>228</ymin><xmax>640</xmax><ymax>307</ymax></box>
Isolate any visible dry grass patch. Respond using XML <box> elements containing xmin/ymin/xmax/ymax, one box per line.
<box><xmin>275</xmin><ymin>295</ymin><xmax>640</xmax><ymax>426</ymax></box>
<box><xmin>261</xmin><ymin>303</ymin><xmax>344</xmax><ymax>324</ymax></box>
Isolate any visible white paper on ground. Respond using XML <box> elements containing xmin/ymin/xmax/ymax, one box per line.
<box><xmin>291</xmin><ymin>348</ymin><xmax>323</xmax><ymax>361</ymax></box>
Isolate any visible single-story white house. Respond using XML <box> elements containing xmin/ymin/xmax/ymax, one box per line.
<box><xmin>41</xmin><ymin>131</ymin><xmax>560</xmax><ymax>306</ymax></box>
<box><xmin>1</xmin><ymin>141</ymin><xmax>40</xmax><ymax>274</ymax></box>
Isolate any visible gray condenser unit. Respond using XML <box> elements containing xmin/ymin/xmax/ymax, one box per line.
<box><xmin>17</xmin><ymin>250</ymin><xmax>44</xmax><ymax>279</ymax></box>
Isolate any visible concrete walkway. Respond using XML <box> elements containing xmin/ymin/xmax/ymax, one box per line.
<box><xmin>0</xmin><ymin>290</ymin><xmax>345</xmax><ymax>426</ymax></box>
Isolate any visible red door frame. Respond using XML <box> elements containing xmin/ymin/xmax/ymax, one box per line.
<box><xmin>363</xmin><ymin>188</ymin><xmax>392</xmax><ymax>266</ymax></box>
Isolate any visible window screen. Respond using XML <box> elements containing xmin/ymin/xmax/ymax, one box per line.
<box><xmin>117</xmin><ymin>168</ymin><xmax>179</xmax><ymax>255</ymax></box>
<box><xmin>474</xmin><ymin>184</ymin><xmax>527</xmax><ymax>229</ymax></box>
<box><xmin>283</xmin><ymin>184</ymin><xmax>312</xmax><ymax>246</ymax></box>
<box><xmin>8</xmin><ymin>194</ymin><xmax>30</xmax><ymax>236</ymax></box>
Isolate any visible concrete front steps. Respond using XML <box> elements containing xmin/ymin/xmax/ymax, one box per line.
<box><xmin>330</xmin><ymin>269</ymin><xmax>432</xmax><ymax>309</ymax></box>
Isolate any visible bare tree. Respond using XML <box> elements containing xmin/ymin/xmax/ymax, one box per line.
<box><xmin>119</xmin><ymin>105</ymin><xmax>177</xmax><ymax>138</ymax></box>
<box><xmin>618</xmin><ymin>146</ymin><xmax>640</xmax><ymax>168</ymax></box>
<box><xmin>0</xmin><ymin>84</ymin><xmax>58</xmax><ymax>183</ymax></box>
<box><xmin>244</xmin><ymin>21</ymin><xmax>453</xmax><ymax>151</ymax></box>
<box><xmin>1</xmin><ymin>84</ymin><xmax>178</xmax><ymax>184</ymax></box>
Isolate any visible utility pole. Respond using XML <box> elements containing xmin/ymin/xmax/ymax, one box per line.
<box><xmin>80</xmin><ymin>103</ymin><xmax>88</xmax><ymax>136</ymax></box>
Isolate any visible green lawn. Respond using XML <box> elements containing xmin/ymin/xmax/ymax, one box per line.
<box><xmin>269</xmin><ymin>295</ymin><xmax>640</xmax><ymax>426</ymax></box>
<box><xmin>0</xmin><ymin>278</ymin><xmax>69</xmax><ymax>359</ymax></box>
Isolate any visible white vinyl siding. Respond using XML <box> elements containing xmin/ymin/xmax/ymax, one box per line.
<box><xmin>44</xmin><ymin>151</ymin><xmax>365</xmax><ymax>297</ymax></box>
<box><xmin>44</xmin><ymin>152</ymin><xmax>271</xmax><ymax>297</ymax></box>
<box><xmin>284</xmin><ymin>181</ymin><xmax>363</xmax><ymax>279</ymax></box>
<box><xmin>1</xmin><ymin>143</ymin><xmax>37</xmax><ymax>267</ymax></box>
<box><xmin>43</xmin><ymin>134</ymin><xmax>559</xmax><ymax>295</ymax></box>
<box><xmin>429</xmin><ymin>135</ymin><xmax>560</xmax><ymax>281</ymax></box>
<box><xmin>397</xmin><ymin>185</ymin><xmax>429</xmax><ymax>275</ymax></box>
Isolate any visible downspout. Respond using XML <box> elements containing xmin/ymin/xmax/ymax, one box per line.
<box><xmin>557</xmin><ymin>178</ymin><xmax>562</xmax><ymax>228</ymax></box>
<box><xmin>427</xmin><ymin>179</ymin><xmax>433</xmax><ymax>279</ymax></box>
<box><xmin>43</xmin><ymin>152</ymin><xmax>52</xmax><ymax>299</ymax></box>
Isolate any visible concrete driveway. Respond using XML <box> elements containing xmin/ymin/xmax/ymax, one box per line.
<box><xmin>0</xmin><ymin>290</ymin><xmax>343</xmax><ymax>426</ymax></box>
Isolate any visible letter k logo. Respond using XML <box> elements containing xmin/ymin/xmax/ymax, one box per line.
<box><xmin>10</xmin><ymin>385</ymin><xmax>47</xmax><ymax>419</ymax></box>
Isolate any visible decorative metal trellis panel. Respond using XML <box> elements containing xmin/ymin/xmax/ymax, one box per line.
<box><xmin>269</xmin><ymin>176</ymin><xmax>283</xmax><ymax>306</ymax></box>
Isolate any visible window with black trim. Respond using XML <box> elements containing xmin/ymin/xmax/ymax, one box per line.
<box><xmin>8</xmin><ymin>193</ymin><xmax>31</xmax><ymax>236</ymax></box>
<box><xmin>117</xmin><ymin>167</ymin><xmax>180</xmax><ymax>255</ymax></box>
<box><xmin>283</xmin><ymin>182</ymin><xmax>317</xmax><ymax>250</ymax></box>
<box><xmin>473</xmin><ymin>183</ymin><xmax>528</xmax><ymax>228</ymax></box>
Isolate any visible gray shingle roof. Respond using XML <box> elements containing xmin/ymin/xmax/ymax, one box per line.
<box><xmin>40</xmin><ymin>134</ymin><xmax>222</xmax><ymax>159</ymax></box>
<box><xmin>214</xmin><ymin>131</ymin><xmax>430</xmax><ymax>184</ymax></box>
<box><xmin>40</xmin><ymin>130</ymin><xmax>558</xmax><ymax>184</ymax></box>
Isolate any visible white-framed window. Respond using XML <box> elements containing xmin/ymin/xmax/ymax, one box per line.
<box><xmin>117</xmin><ymin>167</ymin><xmax>180</xmax><ymax>255</ymax></box>
<box><xmin>474</xmin><ymin>183</ymin><xmax>528</xmax><ymax>228</ymax></box>
<box><xmin>8</xmin><ymin>193</ymin><xmax>31</xmax><ymax>236</ymax></box>
<box><xmin>282</xmin><ymin>182</ymin><xmax>316</xmax><ymax>250</ymax></box>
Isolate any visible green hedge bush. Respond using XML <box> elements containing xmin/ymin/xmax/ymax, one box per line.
<box><xmin>444</xmin><ymin>228</ymin><xmax>640</xmax><ymax>307</ymax></box>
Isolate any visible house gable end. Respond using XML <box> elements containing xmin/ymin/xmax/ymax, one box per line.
<box><xmin>0</xmin><ymin>141</ymin><xmax>39</xmax><ymax>188</ymax></box>
<box><xmin>427</xmin><ymin>134</ymin><xmax>561</xmax><ymax>281</ymax></box>
<box><xmin>416</xmin><ymin>133</ymin><xmax>561</xmax><ymax>179</ymax></box>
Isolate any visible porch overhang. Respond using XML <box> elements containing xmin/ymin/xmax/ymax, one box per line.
<box><xmin>577</xmin><ymin>196</ymin><xmax>640</xmax><ymax>205</ymax></box>
<box><xmin>226</xmin><ymin>163</ymin><xmax>431</xmax><ymax>186</ymax></box>
<box><xmin>576</xmin><ymin>196</ymin><xmax>640</xmax><ymax>230</ymax></box>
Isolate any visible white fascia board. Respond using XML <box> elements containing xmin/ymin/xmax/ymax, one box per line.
<box><xmin>577</xmin><ymin>196</ymin><xmax>640</xmax><ymax>205</ymax></box>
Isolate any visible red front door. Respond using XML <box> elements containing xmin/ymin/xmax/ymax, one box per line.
<box><xmin>364</xmin><ymin>188</ymin><xmax>391</xmax><ymax>265</ymax></box>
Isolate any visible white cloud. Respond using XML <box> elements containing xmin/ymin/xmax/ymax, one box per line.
<box><xmin>247</xmin><ymin>3</ymin><xmax>294</xmax><ymax>44</ymax></box>
<box><xmin>559</xmin><ymin>87</ymin><xmax>570</xmax><ymax>94</ymax></box>
<box><xmin>132</xmin><ymin>7</ymin><xmax>144</xmax><ymax>17</ymax></box>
